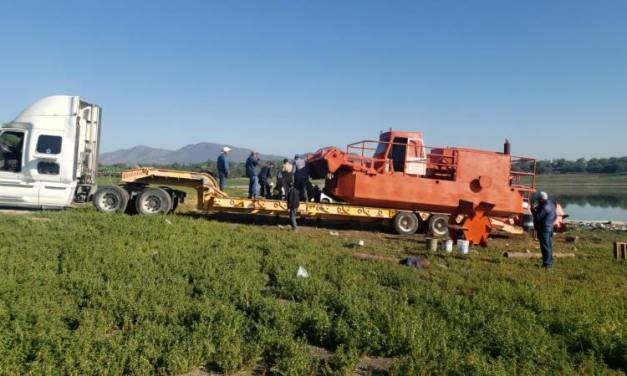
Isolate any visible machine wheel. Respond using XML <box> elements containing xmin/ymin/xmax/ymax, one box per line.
<box><xmin>135</xmin><ymin>188</ymin><xmax>172</xmax><ymax>215</ymax></box>
<box><xmin>93</xmin><ymin>185</ymin><xmax>129</xmax><ymax>213</ymax></box>
<box><xmin>393</xmin><ymin>212</ymin><xmax>420</xmax><ymax>235</ymax></box>
<box><xmin>428</xmin><ymin>214</ymin><xmax>449</xmax><ymax>237</ymax></box>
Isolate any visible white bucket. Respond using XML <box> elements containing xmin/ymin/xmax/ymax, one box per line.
<box><xmin>457</xmin><ymin>239</ymin><xmax>470</xmax><ymax>254</ymax></box>
<box><xmin>440</xmin><ymin>239</ymin><xmax>453</xmax><ymax>252</ymax></box>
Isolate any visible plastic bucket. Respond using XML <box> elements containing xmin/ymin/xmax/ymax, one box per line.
<box><xmin>457</xmin><ymin>240</ymin><xmax>470</xmax><ymax>254</ymax></box>
<box><xmin>427</xmin><ymin>238</ymin><xmax>438</xmax><ymax>252</ymax></box>
<box><xmin>440</xmin><ymin>239</ymin><xmax>453</xmax><ymax>252</ymax></box>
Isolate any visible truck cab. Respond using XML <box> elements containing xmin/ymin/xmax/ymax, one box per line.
<box><xmin>0</xmin><ymin>96</ymin><xmax>101</xmax><ymax>209</ymax></box>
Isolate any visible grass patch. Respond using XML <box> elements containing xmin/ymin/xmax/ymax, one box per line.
<box><xmin>0</xmin><ymin>209</ymin><xmax>625</xmax><ymax>374</ymax></box>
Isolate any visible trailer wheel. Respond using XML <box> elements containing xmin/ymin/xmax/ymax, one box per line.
<box><xmin>428</xmin><ymin>214</ymin><xmax>449</xmax><ymax>237</ymax></box>
<box><xmin>393</xmin><ymin>212</ymin><xmax>419</xmax><ymax>235</ymax></box>
<box><xmin>135</xmin><ymin>188</ymin><xmax>172</xmax><ymax>215</ymax></box>
<box><xmin>93</xmin><ymin>185</ymin><xmax>129</xmax><ymax>213</ymax></box>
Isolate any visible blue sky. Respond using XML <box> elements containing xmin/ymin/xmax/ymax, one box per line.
<box><xmin>0</xmin><ymin>0</ymin><xmax>625</xmax><ymax>159</ymax></box>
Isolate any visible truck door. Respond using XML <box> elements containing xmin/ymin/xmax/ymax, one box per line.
<box><xmin>29</xmin><ymin>133</ymin><xmax>72</xmax><ymax>207</ymax></box>
<box><xmin>389</xmin><ymin>137</ymin><xmax>407</xmax><ymax>172</ymax></box>
<box><xmin>0</xmin><ymin>129</ymin><xmax>40</xmax><ymax>207</ymax></box>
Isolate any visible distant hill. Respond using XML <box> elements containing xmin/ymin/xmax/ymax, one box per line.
<box><xmin>100</xmin><ymin>142</ymin><xmax>285</xmax><ymax>165</ymax></box>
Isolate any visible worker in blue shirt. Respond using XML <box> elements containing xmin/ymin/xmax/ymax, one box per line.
<box><xmin>246</xmin><ymin>151</ymin><xmax>260</xmax><ymax>199</ymax></box>
<box><xmin>217</xmin><ymin>146</ymin><xmax>231</xmax><ymax>191</ymax></box>
<box><xmin>532</xmin><ymin>191</ymin><xmax>557</xmax><ymax>268</ymax></box>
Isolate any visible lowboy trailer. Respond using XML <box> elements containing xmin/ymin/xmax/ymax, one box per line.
<box><xmin>93</xmin><ymin>167</ymin><xmax>523</xmax><ymax>238</ymax></box>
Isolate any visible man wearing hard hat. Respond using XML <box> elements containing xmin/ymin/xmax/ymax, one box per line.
<box><xmin>532</xmin><ymin>191</ymin><xmax>557</xmax><ymax>269</ymax></box>
<box><xmin>217</xmin><ymin>146</ymin><xmax>231</xmax><ymax>191</ymax></box>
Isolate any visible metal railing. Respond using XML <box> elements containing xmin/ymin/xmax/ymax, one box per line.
<box><xmin>345</xmin><ymin>139</ymin><xmax>458</xmax><ymax>178</ymax></box>
<box><xmin>510</xmin><ymin>156</ymin><xmax>537</xmax><ymax>192</ymax></box>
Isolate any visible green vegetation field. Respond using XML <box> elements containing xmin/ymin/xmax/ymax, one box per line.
<box><xmin>0</xmin><ymin>209</ymin><xmax>625</xmax><ymax>375</ymax></box>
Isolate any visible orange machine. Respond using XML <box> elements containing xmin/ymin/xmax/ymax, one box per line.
<box><xmin>307</xmin><ymin>131</ymin><xmax>537</xmax><ymax>245</ymax></box>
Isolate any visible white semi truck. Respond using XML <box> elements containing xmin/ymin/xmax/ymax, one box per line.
<box><xmin>0</xmin><ymin>96</ymin><xmax>101</xmax><ymax>209</ymax></box>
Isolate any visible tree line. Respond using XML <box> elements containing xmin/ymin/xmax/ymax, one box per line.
<box><xmin>535</xmin><ymin>157</ymin><xmax>627</xmax><ymax>174</ymax></box>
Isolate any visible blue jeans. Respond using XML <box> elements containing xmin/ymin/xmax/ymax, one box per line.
<box><xmin>289</xmin><ymin>208</ymin><xmax>298</xmax><ymax>230</ymax></box>
<box><xmin>218</xmin><ymin>172</ymin><xmax>227</xmax><ymax>191</ymax></box>
<box><xmin>248</xmin><ymin>176</ymin><xmax>259</xmax><ymax>198</ymax></box>
<box><xmin>259</xmin><ymin>178</ymin><xmax>271</xmax><ymax>198</ymax></box>
<box><xmin>538</xmin><ymin>230</ymin><xmax>553</xmax><ymax>267</ymax></box>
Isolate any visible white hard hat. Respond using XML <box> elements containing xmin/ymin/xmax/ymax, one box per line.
<box><xmin>223</xmin><ymin>146</ymin><xmax>231</xmax><ymax>153</ymax></box>
<box><xmin>539</xmin><ymin>191</ymin><xmax>548</xmax><ymax>200</ymax></box>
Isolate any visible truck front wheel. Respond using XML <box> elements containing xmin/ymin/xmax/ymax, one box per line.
<box><xmin>135</xmin><ymin>188</ymin><xmax>172</xmax><ymax>215</ymax></box>
<box><xmin>93</xmin><ymin>186</ymin><xmax>129</xmax><ymax>213</ymax></box>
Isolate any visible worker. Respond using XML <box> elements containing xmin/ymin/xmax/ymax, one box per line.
<box><xmin>287</xmin><ymin>182</ymin><xmax>300</xmax><ymax>230</ymax></box>
<box><xmin>293</xmin><ymin>154</ymin><xmax>309</xmax><ymax>201</ymax></box>
<box><xmin>532</xmin><ymin>191</ymin><xmax>557</xmax><ymax>269</ymax></box>
<box><xmin>280</xmin><ymin>158</ymin><xmax>293</xmax><ymax>199</ymax></box>
<box><xmin>258</xmin><ymin>162</ymin><xmax>274</xmax><ymax>198</ymax></box>
<box><xmin>216</xmin><ymin>146</ymin><xmax>231</xmax><ymax>191</ymax></box>
<box><xmin>246</xmin><ymin>151</ymin><xmax>260</xmax><ymax>199</ymax></box>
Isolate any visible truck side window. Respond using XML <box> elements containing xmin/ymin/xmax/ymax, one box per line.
<box><xmin>0</xmin><ymin>131</ymin><xmax>25</xmax><ymax>173</ymax></box>
<box><xmin>37</xmin><ymin>161</ymin><xmax>60</xmax><ymax>175</ymax></box>
<box><xmin>36</xmin><ymin>135</ymin><xmax>62</xmax><ymax>154</ymax></box>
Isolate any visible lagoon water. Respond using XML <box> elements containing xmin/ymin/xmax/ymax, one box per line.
<box><xmin>553</xmin><ymin>194</ymin><xmax>627</xmax><ymax>221</ymax></box>
<box><xmin>560</xmin><ymin>203</ymin><xmax>627</xmax><ymax>221</ymax></box>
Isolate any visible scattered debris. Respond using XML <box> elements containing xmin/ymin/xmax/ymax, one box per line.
<box><xmin>357</xmin><ymin>240</ymin><xmax>365</xmax><ymax>247</ymax></box>
<box><xmin>308</xmin><ymin>345</ymin><xmax>332</xmax><ymax>361</ymax></box>
<box><xmin>613</xmin><ymin>241</ymin><xmax>627</xmax><ymax>261</ymax></box>
<box><xmin>356</xmin><ymin>355</ymin><xmax>395</xmax><ymax>375</ymax></box>
<box><xmin>329</xmin><ymin>231</ymin><xmax>339</xmax><ymax>236</ymax></box>
<box><xmin>567</xmin><ymin>220</ymin><xmax>627</xmax><ymax>232</ymax></box>
<box><xmin>400</xmin><ymin>256</ymin><xmax>430</xmax><ymax>269</ymax></box>
<box><xmin>165</xmin><ymin>219</ymin><xmax>172</xmax><ymax>225</ymax></box>
<box><xmin>503</xmin><ymin>252</ymin><xmax>575</xmax><ymax>259</ymax></box>
<box><xmin>296</xmin><ymin>266</ymin><xmax>309</xmax><ymax>278</ymax></box>
<box><xmin>352</xmin><ymin>253</ymin><xmax>430</xmax><ymax>269</ymax></box>
<box><xmin>352</xmin><ymin>252</ymin><xmax>398</xmax><ymax>263</ymax></box>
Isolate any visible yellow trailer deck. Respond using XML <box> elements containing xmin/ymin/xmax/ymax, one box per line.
<box><xmin>120</xmin><ymin>167</ymin><xmax>429</xmax><ymax>221</ymax></box>
<box><xmin>115</xmin><ymin>167</ymin><xmax>522</xmax><ymax>236</ymax></box>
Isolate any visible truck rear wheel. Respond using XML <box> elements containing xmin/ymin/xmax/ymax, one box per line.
<box><xmin>393</xmin><ymin>212</ymin><xmax>419</xmax><ymax>235</ymax></box>
<box><xmin>93</xmin><ymin>185</ymin><xmax>129</xmax><ymax>213</ymax></box>
<box><xmin>428</xmin><ymin>214</ymin><xmax>449</xmax><ymax>237</ymax></box>
<box><xmin>135</xmin><ymin>188</ymin><xmax>172</xmax><ymax>215</ymax></box>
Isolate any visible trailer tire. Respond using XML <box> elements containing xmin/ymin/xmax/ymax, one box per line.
<box><xmin>393</xmin><ymin>212</ymin><xmax>419</xmax><ymax>235</ymax></box>
<box><xmin>135</xmin><ymin>188</ymin><xmax>172</xmax><ymax>215</ymax></box>
<box><xmin>428</xmin><ymin>214</ymin><xmax>449</xmax><ymax>237</ymax></box>
<box><xmin>93</xmin><ymin>185</ymin><xmax>129</xmax><ymax>213</ymax></box>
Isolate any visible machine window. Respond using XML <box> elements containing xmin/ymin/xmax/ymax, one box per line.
<box><xmin>0</xmin><ymin>130</ymin><xmax>25</xmax><ymax>173</ymax></box>
<box><xmin>374</xmin><ymin>135</ymin><xmax>390</xmax><ymax>158</ymax></box>
<box><xmin>37</xmin><ymin>161</ymin><xmax>60</xmax><ymax>175</ymax></box>
<box><xmin>36</xmin><ymin>135</ymin><xmax>62</xmax><ymax>154</ymax></box>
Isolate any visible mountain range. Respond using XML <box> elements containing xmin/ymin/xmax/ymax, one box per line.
<box><xmin>99</xmin><ymin>142</ymin><xmax>286</xmax><ymax>165</ymax></box>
